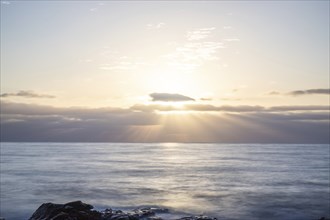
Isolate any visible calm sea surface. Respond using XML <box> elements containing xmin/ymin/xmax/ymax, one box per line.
<box><xmin>0</xmin><ymin>143</ymin><xmax>329</xmax><ymax>220</ymax></box>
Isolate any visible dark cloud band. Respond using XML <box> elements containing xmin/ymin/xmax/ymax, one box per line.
<box><xmin>288</xmin><ymin>89</ymin><xmax>330</xmax><ymax>96</ymax></box>
<box><xmin>1</xmin><ymin>101</ymin><xmax>329</xmax><ymax>143</ymax></box>
<box><xmin>268</xmin><ymin>88</ymin><xmax>330</xmax><ymax>96</ymax></box>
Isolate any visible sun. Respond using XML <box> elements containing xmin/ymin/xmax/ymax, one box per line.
<box><xmin>146</xmin><ymin>67</ymin><xmax>197</xmax><ymax>94</ymax></box>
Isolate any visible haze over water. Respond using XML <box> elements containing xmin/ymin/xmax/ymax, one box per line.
<box><xmin>1</xmin><ymin>143</ymin><xmax>329</xmax><ymax>220</ymax></box>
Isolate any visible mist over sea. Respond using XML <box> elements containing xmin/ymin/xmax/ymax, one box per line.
<box><xmin>0</xmin><ymin>143</ymin><xmax>329</xmax><ymax>220</ymax></box>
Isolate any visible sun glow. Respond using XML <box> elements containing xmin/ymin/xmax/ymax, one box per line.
<box><xmin>158</xmin><ymin>101</ymin><xmax>185</xmax><ymax>108</ymax></box>
<box><xmin>146</xmin><ymin>68</ymin><xmax>198</xmax><ymax>94</ymax></box>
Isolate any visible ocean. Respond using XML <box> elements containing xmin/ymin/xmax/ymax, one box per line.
<box><xmin>0</xmin><ymin>143</ymin><xmax>329</xmax><ymax>220</ymax></box>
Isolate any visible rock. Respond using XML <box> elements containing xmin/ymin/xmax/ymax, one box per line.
<box><xmin>109</xmin><ymin>214</ymin><xmax>131</xmax><ymax>220</ymax></box>
<box><xmin>132</xmin><ymin>207</ymin><xmax>155</xmax><ymax>217</ymax></box>
<box><xmin>102</xmin><ymin>208</ymin><xmax>114</xmax><ymax>219</ymax></box>
<box><xmin>177</xmin><ymin>216</ymin><xmax>217</xmax><ymax>220</ymax></box>
<box><xmin>29</xmin><ymin>203</ymin><xmax>63</xmax><ymax>220</ymax></box>
<box><xmin>64</xmin><ymin>201</ymin><xmax>94</xmax><ymax>211</ymax></box>
<box><xmin>29</xmin><ymin>201</ymin><xmax>101</xmax><ymax>220</ymax></box>
<box><xmin>149</xmin><ymin>207</ymin><xmax>169</xmax><ymax>213</ymax></box>
<box><xmin>29</xmin><ymin>201</ymin><xmax>217</xmax><ymax>220</ymax></box>
<box><xmin>51</xmin><ymin>212</ymin><xmax>73</xmax><ymax>220</ymax></box>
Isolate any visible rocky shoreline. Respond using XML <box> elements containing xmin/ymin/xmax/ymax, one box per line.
<box><xmin>28</xmin><ymin>201</ymin><xmax>217</xmax><ymax>220</ymax></box>
<box><xmin>25</xmin><ymin>200</ymin><xmax>330</xmax><ymax>220</ymax></box>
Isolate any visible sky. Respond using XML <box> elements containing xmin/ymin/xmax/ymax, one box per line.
<box><xmin>1</xmin><ymin>1</ymin><xmax>329</xmax><ymax>143</ymax></box>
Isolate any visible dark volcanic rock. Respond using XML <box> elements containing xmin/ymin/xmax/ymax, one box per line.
<box><xmin>29</xmin><ymin>201</ymin><xmax>101</xmax><ymax>220</ymax></box>
<box><xmin>64</xmin><ymin>201</ymin><xmax>94</xmax><ymax>211</ymax></box>
<box><xmin>29</xmin><ymin>201</ymin><xmax>217</xmax><ymax>220</ymax></box>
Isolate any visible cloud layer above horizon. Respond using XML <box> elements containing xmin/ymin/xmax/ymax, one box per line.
<box><xmin>1</xmin><ymin>101</ymin><xmax>329</xmax><ymax>143</ymax></box>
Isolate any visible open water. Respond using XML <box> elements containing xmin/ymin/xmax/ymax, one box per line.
<box><xmin>0</xmin><ymin>143</ymin><xmax>329</xmax><ymax>220</ymax></box>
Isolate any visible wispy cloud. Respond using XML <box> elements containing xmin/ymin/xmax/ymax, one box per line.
<box><xmin>165</xmin><ymin>41</ymin><xmax>224</xmax><ymax>64</ymax></box>
<box><xmin>1</xmin><ymin>1</ymin><xmax>10</xmax><ymax>5</ymax></box>
<box><xmin>0</xmin><ymin>91</ymin><xmax>55</xmax><ymax>99</ymax></box>
<box><xmin>99</xmin><ymin>62</ymin><xmax>135</xmax><ymax>70</ymax></box>
<box><xmin>149</xmin><ymin>93</ymin><xmax>195</xmax><ymax>102</ymax></box>
<box><xmin>223</xmin><ymin>38</ymin><xmax>240</xmax><ymax>42</ymax></box>
<box><xmin>89</xmin><ymin>2</ymin><xmax>105</xmax><ymax>12</ymax></box>
<box><xmin>223</xmin><ymin>26</ymin><xmax>232</xmax><ymax>29</ymax></box>
<box><xmin>187</xmin><ymin>27</ymin><xmax>216</xmax><ymax>41</ymax></box>
<box><xmin>162</xmin><ymin>27</ymin><xmax>227</xmax><ymax>72</ymax></box>
<box><xmin>146</xmin><ymin>22</ymin><xmax>165</xmax><ymax>30</ymax></box>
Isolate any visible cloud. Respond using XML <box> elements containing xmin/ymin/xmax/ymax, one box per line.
<box><xmin>223</xmin><ymin>38</ymin><xmax>240</xmax><ymax>42</ymax></box>
<box><xmin>268</xmin><ymin>91</ymin><xmax>281</xmax><ymax>95</ymax></box>
<box><xmin>149</xmin><ymin>93</ymin><xmax>195</xmax><ymax>102</ymax></box>
<box><xmin>185</xmin><ymin>104</ymin><xmax>265</xmax><ymax>112</ymax></box>
<box><xmin>0</xmin><ymin>90</ymin><xmax>55</xmax><ymax>99</ymax></box>
<box><xmin>267</xmin><ymin>89</ymin><xmax>330</xmax><ymax>96</ymax></box>
<box><xmin>221</xmin><ymin>98</ymin><xmax>241</xmax><ymax>101</ymax></box>
<box><xmin>162</xmin><ymin>27</ymin><xmax>228</xmax><ymax>72</ymax></box>
<box><xmin>0</xmin><ymin>101</ymin><xmax>160</xmax><ymax>142</ymax></box>
<box><xmin>1</xmin><ymin>101</ymin><xmax>329</xmax><ymax>143</ymax></box>
<box><xmin>288</xmin><ymin>89</ymin><xmax>330</xmax><ymax>96</ymax></box>
<box><xmin>200</xmin><ymin>97</ymin><xmax>213</xmax><ymax>101</ymax></box>
<box><xmin>268</xmin><ymin>105</ymin><xmax>329</xmax><ymax>111</ymax></box>
<box><xmin>251</xmin><ymin>112</ymin><xmax>330</xmax><ymax>121</ymax></box>
<box><xmin>187</xmin><ymin>27</ymin><xmax>216</xmax><ymax>41</ymax></box>
<box><xmin>0</xmin><ymin>101</ymin><xmax>135</xmax><ymax>118</ymax></box>
<box><xmin>131</xmin><ymin>104</ymin><xmax>178</xmax><ymax>112</ymax></box>
<box><xmin>89</xmin><ymin>2</ymin><xmax>105</xmax><ymax>12</ymax></box>
<box><xmin>130</xmin><ymin>103</ymin><xmax>329</xmax><ymax>113</ymax></box>
<box><xmin>146</xmin><ymin>22</ymin><xmax>165</xmax><ymax>30</ymax></box>
<box><xmin>164</xmin><ymin>41</ymin><xmax>224</xmax><ymax>66</ymax></box>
